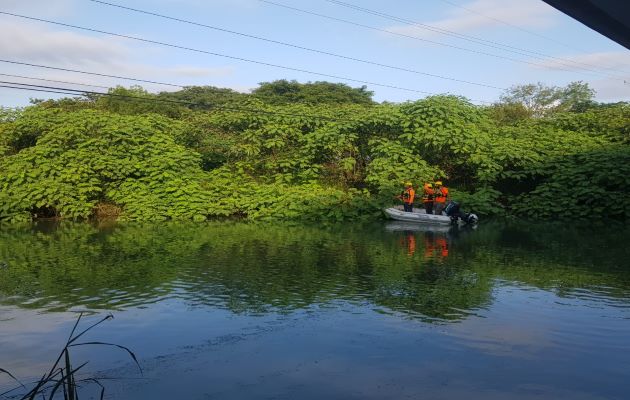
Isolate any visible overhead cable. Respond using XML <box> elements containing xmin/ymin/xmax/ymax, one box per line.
<box><xmin>0</xmin><ymin>72</ymin><xmax>110</xmax><ymax>89</ymax></box>
<box><xmin>0</xmin><ymin>59</ymin><xmax>183</xmax><ymax>88</ymax></box>
<box><xmin>434</xmin><ymin>0</ymin><xmax>628</xmax><ymax>74</ymax></box>
<box><xmin>0</xmin><ymin>59</ymin><xmax>185</xmax><ymax>88</ymax></box>
<box><xmin>259</xmin><ymin>0</ymin><xmax>626</xmax><ymax>81</ymax></box>
<box><xmin>0</xmin><ymin>84</ymin><xmax>86</xmax><ymax>97</ymax></box>
<box><xmin>85</xmin><ymin>0</ymin><xmax>605</xmax><ymax>85</ymax></box>
<box><xmin>0</xmin><ymin>80</ymin><xmax>365</xmax><ymax>122</ymax></box>
<box><xmin>324</xmin><ymin>0</ymin><xmax>629</xmax><ymax>78</ymax></box>
<box><xmin>0</xmin><ymin>11</ymin><xmax>504</xmax><ymax>92</ymax></box>
<box><xmin>0</xmin><ymin>60</ymin><xmax>495</xmax><ymax>104</ymax></box>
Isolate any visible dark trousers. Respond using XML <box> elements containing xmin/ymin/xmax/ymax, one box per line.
<box><xmin>424</xmin><ymin>202</ymin><xmax>433</xmax><ymax>214</ymax></box>
<box><xmin>434</xmin><ymin>202</ymin><xmax>445</xmax><ymax>215</ymax></box>
<box><xmin>403</xmin><ymin>203</ymin><xmax>413</xmax><ymax>212</ymax></box>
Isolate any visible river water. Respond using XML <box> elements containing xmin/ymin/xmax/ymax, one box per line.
<box><xmin>0</xmin><ymin>220</ymin><xmax>629</xmax><ymax>399</ymax></box>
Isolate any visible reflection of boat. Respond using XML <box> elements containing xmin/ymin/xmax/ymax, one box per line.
<box><xmin>384</xmin><ymin>207</ymin><xmax>453</xmax><ymax>225</ymax></box>
<box><xmin>385</xmin><ymin>221</ymin><xmax>452</xmax><ymax>233</ymax></box>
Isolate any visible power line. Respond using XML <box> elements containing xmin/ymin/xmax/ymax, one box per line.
<box><xmin>0</xmin><ymin>80</ymin><xmax>368</xmax><ymax>122</ymax></box>
<box><xmin>259</xmin><ymin>0</ymin><xmax>599</xmax><ymax>78</ymax></box>
<box><xmin>0</xmin><ymin>59</ymin><xmax>183</xmax><ymax>88</ymax></box>
<box><xmin>0</xmin><ymin>84</ymin><xmax>86</xmax><ymax>97</ymax></box>
<box><xmin>2</xmin><ymin>79</ymin><xmax>498</xmax><ymax>123</ymax></box>
<box><xmin>0</xmin><ymin>72</ymin><xmax>110</xmax><ymax>89</ymax></box>
<box><xmin>0</xmin><ymin>11</ymin><xmax>504</xmax><ymax>93</ymax></box>
<box><xmin>0</xmin><ymin>59</ymin><xmax>495</xmax><ymax>104</ymax></box>
<box><xmin>89</xmin><ymin>0</ymin><xmax>504</xmax><ymax>89</ymax></box>
<box><xmin>434</xmin><ymin>0</ymin><xmax>629</xmax><ymax>74</ymax></box>
<box><xmin>83</xmin><ymin>0</ymin><xmax>604</xmax><ymax>89</ymax></box>
<box><xmin>321</xmin><ymin>0</ymin><xmax>628</xmax><ymax>80</ymax></box>
<box><xmin>259</xmin><ymin>0</ymin><xmax>627</xmax><ymax>81</ymax></box>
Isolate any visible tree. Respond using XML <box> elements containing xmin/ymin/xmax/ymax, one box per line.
<box><xmin>94</xmin><ymin>86</ymin><xmax>187</xmax><ymax>118</ymax></box>
<box><xmin>252</xmin><ymin>80</ymin><xmax>374</xmax><ymax>105</ymax></box>
<box><xmin>158</xmin><ymin>86</ymin><xmax>248</xmax><ymax>109</ymax></box>
<box><xmin>499</xmin><ymin>81</ymin><xmax>595</xmax><ymax>117</ymax></box>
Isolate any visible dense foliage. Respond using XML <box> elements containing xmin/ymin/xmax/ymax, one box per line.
<box><xmin>1</xmin><ymin>80</ymin><xmax>628</xmax><ymax>222</ymax></box>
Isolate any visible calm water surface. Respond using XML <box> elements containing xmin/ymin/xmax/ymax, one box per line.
<box><xmin>0</xmin><ymin>221</ymin><xmax>629</xmax><ymax>399</ymax></box>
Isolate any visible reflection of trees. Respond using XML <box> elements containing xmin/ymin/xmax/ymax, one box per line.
<box><xmin>0</xmin><ymin>221</ymin><xmax>628</xmax><ymax>322</ymax></box>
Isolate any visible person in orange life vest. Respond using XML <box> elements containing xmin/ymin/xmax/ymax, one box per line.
<box><xmin>399</xmin><ymin>182</ymin><xmax>415</xmax><ymax>212</ymax></box>
<box><xmin>423</xmin><ymin>231</ymin><xmax>436</xmax><ymax>259</ymax></box>
<box><xmin>422</xmin><ymin>183</ymin><xmax>434</xmax><ymax>214</ymax></box>
<box><xmin>400</xmin><ymin>232</ymin><xmax>416</xmax><ymax>256</ymax></box>
<box><xmin>433</xmin><ymin>180</ymin><xmax>449</xmax><ymax>215</ymax></box>
<box><xmin>435</xmin><ymin>237</ymin><xmax>449</xmax><ymax>258</ymax></box>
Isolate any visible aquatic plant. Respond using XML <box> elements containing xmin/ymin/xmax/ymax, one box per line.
<box><xmin>0</xmin><ymin>313</ymin><xmax>140</xmax><ymax>400</ymax></box>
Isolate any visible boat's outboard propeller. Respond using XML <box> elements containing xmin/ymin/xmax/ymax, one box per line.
<box><xmin>444</xmin><ymin>201</ymin><xmax>479</xmax><ymax>225</ymax></box>
<box><xmin>464</xmin><ymin>213</ymin><xmax>479</xmax><ymax>225</ymax></box>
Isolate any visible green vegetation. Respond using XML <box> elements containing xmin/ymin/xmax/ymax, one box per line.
<box><xmin>1</xmin><ymin>80</ymin><xmax>628</xmax><ymax>222</ymax></box>
<box><xmin>1</xmin><ymin>313</ymin><xmax>141</xmax><ymax>400</ymax></box>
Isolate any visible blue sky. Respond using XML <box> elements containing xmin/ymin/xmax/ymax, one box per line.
<box><xmin>1</xmin><ymin>0</ymin><xmax>629</xmax><ymax>107</ymax></box>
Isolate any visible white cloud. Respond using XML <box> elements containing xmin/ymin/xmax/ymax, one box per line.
<box><xmin>152</xmin><ymin>0</ymin><xmax>257</xmax><ymax>8</ymax></box>
<box><xmin>229</xmin><ymin>84</ymin><xmax>256</xmax><ymax>93</ymax></box>
<box><xmin>2</xmin><ymin>0</ymin><xmax>78</xmax><ymax>18</ymax></box>
<box><xmin>591</xmin><ymin>78</ymin><xmax>630</xmax><ymax>101</ymax></box>
<box><xmin>0</xmin><ymin>20</ymin><xmax>130</xmax><ymax>65</ymax></box>
<box><xmin>162</xmin><ymin>65</ymin><xmax>233</xmax><ymax>78</ymax></box>
<box><xmin>387</xmin><ymin>0</ymin><xmax>555</xmax><ymax>39</ymax></box>
<box><xmin>533</xmin><ymin>51</ymin><xmax>630</xmax><ymax>74</ymax></box>
<box><xmin>0</xmin><ymin>18</ymin><xmax>234</xmax><ymax>94</ymax></box>
<box><xmin>529</xmin><ymin>51</ymin><xmax>630</xmax><ymax>101</ymax></box>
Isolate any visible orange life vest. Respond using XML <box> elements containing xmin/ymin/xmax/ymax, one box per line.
<box><xmin>436</xmin><ymin>237</ymin><xmax>449</xmax><ymax>257</ymax></box>
<box><xmin>435</xmin><ymin>187</ymin><xmax>448</xmax><ymax>203</ymax></box>
<box><xmin>402</xmin><ymin>187</ymin><xmax>415</xmax><ymax>204</ymax></box>
<box><xmin>422</xmin><ymin>184</ymin><xmax>434</xmax><ymax>203</ymax></box>
<box><xmin>407</xmin><ymin>234</ymin><xmax>416</xmax><ymax>256</ymax></box>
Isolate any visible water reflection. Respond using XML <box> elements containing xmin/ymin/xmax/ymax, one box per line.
<box><xmin>0</xmin><ymin>221</ymin><xmax>629</xmax><ymax>323</ymax></box>
<box><xmin>2</xmin><ymin>221</ymin><xmax>630</xmax><ymax>400</ymax></box>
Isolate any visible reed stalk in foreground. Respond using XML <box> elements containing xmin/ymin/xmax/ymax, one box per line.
<box><xmin>1</xmin><ymin>313</ymin><xmax>141</xmax><ymax>400</ymax></box>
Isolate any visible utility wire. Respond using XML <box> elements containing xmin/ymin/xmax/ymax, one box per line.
<box><xmin>84</xmin><ymin>0</ymin><xmax>604</xmax><ymax>87</ymax></box>
<box><xmin>434</xmin><ymin>0</ymin><xmax>629</xmax><ymax>74</ymax></box>
<box><xmin>0</xmin><ymin>83</ymin><xmax>88</xmax><ymax>97</ymax></box>
<box><xmin>325</xmin><ymin>0</ymin><xmax>629</xmax><ymax>78</ymax></box>
<box><xmin>0</xmin><ymin>59</ymin><xmax>183</xmax><ymax>88</ymax></box>
<box><xmin>0</xmin><ymin>72</ymin><xmax>110</xmax><ymax>89</ymax></box>
<box><xmin>0</xmin><ymin>59</ymin><xmax>495</xmax><ymax>104</ymax></box>
<box><xmin>262</xmin><ymin>0</ymin><xmax>594</xmax><ymax>77</ymax></box>
<box><xmin>0</xmin><ymin>80</ymin><xmax>370</xmax><ymax>122</ymax></box>
<box><xmin>260</xmin><ymin>0</ymin><xmax>626</xmax><ymax>81</ymax></box>
<box><xmin>0</xmin><ymin>11</ymin><xmax>504</xmax><ymax>92</ymax></box>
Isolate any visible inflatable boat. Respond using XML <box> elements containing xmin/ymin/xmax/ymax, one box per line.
<box><xmin>384</xmin><ymin>207</ymin><xmax>453</xmax><ymax>225</ymax></box>
<box><xmin>384</xmin><ymin>202</ymin><xmax>478</xmax><ymax>225</ymax></box>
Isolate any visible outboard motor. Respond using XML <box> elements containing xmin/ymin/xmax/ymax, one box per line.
<box><xmin>444</xmin><ymin>201</ymin><xmax>459</xmax><ymax>218</ymax></box>
<box><xmin>444</xmin><ymin>201</ymin><xmax>478</xmax><ymax>225</ymax></box>
<box><xmin>463</xmin><ymin>212</ymin><xmax>479</xmax><ymax>225</ymax></box>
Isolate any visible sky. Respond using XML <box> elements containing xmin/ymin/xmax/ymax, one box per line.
<box><xmin>0</xmin><ymin>0</ymin><xmax>629</xmax><ymax>107</ymax></box>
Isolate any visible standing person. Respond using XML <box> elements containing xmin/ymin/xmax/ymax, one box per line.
<box><xmin>433</xmin><ymin>180</ymin><xmax>449</xmax><ymax>215</ymax></box>
<box><xmin>422</xmin><ymin>182</ymin><xmax>434</xmax><ymax>214</ymax></box>
<box><xmin>399</xmin><ymin>182</ymin><xmax>415</xmax><ymax>212</ymax></box>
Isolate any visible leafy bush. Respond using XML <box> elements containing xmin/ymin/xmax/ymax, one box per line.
<box><xmin>0</xmin><ymin>110</ymin><xmax>209</xmax><ymax>222</ymax></box>
<box><xmin>0</xmin><ymin>82</ymin><xmax>627</xmax><ymax>222</ymax></box>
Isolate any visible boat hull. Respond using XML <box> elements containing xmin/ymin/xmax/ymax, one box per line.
<box><xmin>384</xmin><ymin>207</ymin><xmax>454</xmax><ymax>225</ymax></box>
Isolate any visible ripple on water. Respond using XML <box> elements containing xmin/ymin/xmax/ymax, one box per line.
<box><xmin>1</xmin><ymin>222</ymin><xmax>630</xmax><ymax>399</ymax></box>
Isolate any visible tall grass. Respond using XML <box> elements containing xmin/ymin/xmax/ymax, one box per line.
<box><xmin>1</xmin><ymin>313</ymin><xmax>141</xmax><ymax>400</ymax></box>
